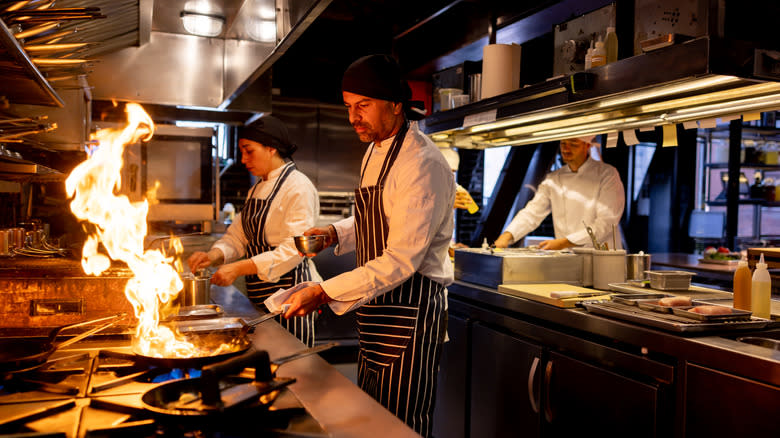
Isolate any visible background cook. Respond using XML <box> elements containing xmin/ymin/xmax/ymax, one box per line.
<box><xmin>494</xmin><ymin>135</ymin><xmax>625</xmax><ymax>250</ymax></box>
<box><xmin>187</xmin><ymin>115</ymin><xmax>321</xmax><ymax>347</ymax></box>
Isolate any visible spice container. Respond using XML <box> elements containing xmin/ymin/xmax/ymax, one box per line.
<box><xmin>645</xmin><ymin>270</ymin><xmax>695</xmax><ymax>290</ymax></box>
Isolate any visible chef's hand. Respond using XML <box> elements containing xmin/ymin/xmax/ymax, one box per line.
<box><xmin>210</xmin><ymin>259</ymin><xmax>254</xmax><ymax>286</ymax></box>
<box><xmin>187</xmin><ymin>248</ymin><xmax>224</xmax><ymax>273</ymax></box>
<box><xmin>298</xmin><ymin>225</ymin><xmax>338</xmax><ymax>257</ymax></box>
<box><xmin>282</xmin><ymin>284</ymin><xmax>333</xmax><ymax>317</ymax></box>
<box><xmin>538</xmin><ymin>238</ymin><xmax>574</xmax><ymax>250</ymax></box>
<box><xmin>453</xmin><ymin>189</ymin><xmax>473</xmax><ymax>210</ymax></box>
<box><xmin>493</xmin><ymin>232</ymin><xmax>514</xmax><ymax>248</ymax></box>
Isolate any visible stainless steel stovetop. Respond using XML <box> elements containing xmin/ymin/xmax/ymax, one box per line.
<box><xmin>0</xmin><ymin>336</ymin><xmax>328</xmax><ymax>437</ymax></box>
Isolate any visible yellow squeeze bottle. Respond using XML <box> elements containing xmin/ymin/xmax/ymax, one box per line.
<box><xmin>751</xmin><ymin>253</ymin><xmax>771</xmax><ymax>319</ymax></box>
<box><xmin>732</xmin><ymin>259</ymin><xmax>752</xmax><ymax>311</ymax></box>
<box><xmin>457</xmin><ymin>184</ymin><xmax>479</xmax><ymax>214</ymax></box>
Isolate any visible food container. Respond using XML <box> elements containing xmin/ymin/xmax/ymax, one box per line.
<box><xmin>592</xmin><ymin>249</ymin><xmax>626</xmax><ymax>290</ymax></box>
<box><xmin>450</xmin><ymin>94</ymin><xmax>469</xmax><ymax>108</ymax></box>
<box><xmin>438</xmin><ymin>88</ymin><xmax>463</xmax><ymax>111</ymax></box>
<box><xmin>645</xmin><ymin>270</ymin><xmax>695</xmax><ymax>290</ymax></box>
<box><xmin>610</xmin><ymin>293</ymin><xmax>671</xmax><ymax>306</ymax></box>
<box><xmin>626</xmin><ymin>253</ymin><xmax>651</xmax><ymax>281</ymax></box>
<box><xmin>177</xmin><ymin>272</ymin><xmax>211</xmax><ymax>306</ymax></box>
<box><xmin>671</xmin><ymin>305</ymin><xmax>752</xmax><ymax>322</ymax></box>
<box><xmin>572</xmin><ymin>247</ymin><xmax>593</xmax><ymax>286</ymax></box>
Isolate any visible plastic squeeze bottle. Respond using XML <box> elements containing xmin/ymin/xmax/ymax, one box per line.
<box><xmin>605</xmin><ymin>26</ymin><xmax>618</xmax><ymax>63</ymax></box>
<box><xmin>590</xmin><ymin>36</ymin><xmax>606</xmax><ymax>67</ymax></box>
<box><xmin>584</xmin><ymin>40</ymin><xmax>594</xmax><ymax>69</ymax></box>
<box><xmin>751</xmin><ymin>253</ymin><xmax>771</xmax><ymax>319</ymax></box>
<box><xmin>732</xmin><ymin>258</ymin><xmax>751</xmax><ymax>311</ymax></box>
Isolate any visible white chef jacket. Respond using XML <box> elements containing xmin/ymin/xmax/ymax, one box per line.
<box><xmin>212</xmin><ymin>164</ymin><xmax>321</xmax><ymax>282</ymax></box>
<box><xmin>322</xmin><ymin>122</ymin><xmax>456</xmax><ymax>314</ymax></box>
<box><xmin>504</xmin><ymin>156</ymin><xmax>625</xmax><ymax>248</ymax></box>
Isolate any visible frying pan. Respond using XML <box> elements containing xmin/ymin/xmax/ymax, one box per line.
<box><xmin>0</xmin><ymin>313</ymin><xmax>124</xmax><ymax>374</ymax></box>
<box><xmin>140</xmin><ymin>343</ymin><xmax>336</xmax><ymax>418</ymax></box>
<box><xmin>115</xmin><ymin>308</ymin><xmax>290</xmax><ymax>368</ymax></box>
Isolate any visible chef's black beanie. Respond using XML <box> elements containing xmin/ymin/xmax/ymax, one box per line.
<box><xmin>238</xmin><ymin>115</ymin><xmax>298</xmax><ymax>158</ymax></box>
<box><xmin>342</xmin><ymin>54</ymin><xmax>426</xmax><ymax>120</ymax></box>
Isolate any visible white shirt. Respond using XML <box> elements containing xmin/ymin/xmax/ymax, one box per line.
<box><xmin>323</xmin><ymin>122</ymin><xmax>456</xmax><ymax>314</ymax></box>
<box><xmin>504</xmin><ymin>157</ymin><xmax>625</xmax><ymax>248</ymax></box>
<box><xmin>212</xmin><ymin>164</ymin><xmax>321</xmax><ymax>282</ymax></box>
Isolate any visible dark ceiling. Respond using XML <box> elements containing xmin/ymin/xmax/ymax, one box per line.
<box><xmin>270</xmin><ymin>0</ymin><xmax>559</xmax><ymax>104</ymax></box>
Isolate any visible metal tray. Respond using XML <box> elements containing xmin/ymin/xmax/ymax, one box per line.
<box><xmin>581</xmin><ymin>301</ymin><xmax>773</xmax><ymax>334</ymax></box>
<box><xmin>671</xmin><ymin>305</ymin><xmax>752</xmax><ymax>322</ymax></box>
<box><xmin>636</xmin><ymin>299</ymin><xmax>681</xmax><ymax>314</ymax></box>
<box><xmin>611</xmin><ymin>293</ymin><xmax>672</xmax><ymax>306</ymax></box>
<box><xmin>698</xmin><ymin>258</ymin><xmax>740</xmax><ymax>266</ymax></box>
<box><xmin>162</xmin><ymin>304</ymin><xmax>224</xmax><ymax>322</ymax></box>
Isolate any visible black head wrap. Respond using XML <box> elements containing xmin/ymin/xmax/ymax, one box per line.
<box><xmin>341</xmin><ymin>54</ymin><xmax>426</xmax><ymax>121</ymax></box>
<box><xmin>237</xmin><ymin>115</ymin><xmax>298</xmax><ymax>158</ymax></box>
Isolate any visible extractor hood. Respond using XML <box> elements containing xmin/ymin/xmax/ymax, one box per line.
<box><xmin>421</xmin><ymin>37</ymin><xmax>780</xmax><ymax>148</ymax></box>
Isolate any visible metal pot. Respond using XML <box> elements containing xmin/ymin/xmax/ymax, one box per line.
<box><xmin>626</xmin><ymin>253</ymin><xmax>652</xmax><ymax>281</ymax></box>
<box><xmin>178</xmin><ymin>271</ymin><xmax>211</xmax><ymax>306</ymax></box>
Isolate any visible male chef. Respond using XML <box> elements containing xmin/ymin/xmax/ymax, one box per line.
<box><xmin>279</xmin><ymin>54</ymin><xmax>455</xmax><ymax>437</ymax></box>
<box><xmin>493</xmin><ymin>135</ymin><xmax>625</xmax><ymax>249</ymax></box>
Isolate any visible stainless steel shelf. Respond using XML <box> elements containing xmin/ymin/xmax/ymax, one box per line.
<box><xmin>0</xmin><ymin>18</ymin><xmax>64</xmax><ymax>107</ymax></box>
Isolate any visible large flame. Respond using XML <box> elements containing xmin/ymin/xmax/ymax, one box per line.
<box><xmin>66</xmin><ymin>103</ymin><xmax>199</xmax><ymax>357</ymax></box>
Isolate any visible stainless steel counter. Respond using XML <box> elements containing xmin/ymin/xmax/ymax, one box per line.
<box><xmin>213</xmin><ymin>285</ymin><xmax>419</xmax><ymax>438</ymax></box>
<box><xmin>447</xmin><ymin>280</ymin><xmax>780</xmax><ymax>387</ymax></box>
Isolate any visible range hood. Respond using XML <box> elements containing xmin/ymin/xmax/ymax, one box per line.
<box><xmin>421</xmin><ymin>37</ymin><xmax>780</xmax><ymax>148</ymax></box>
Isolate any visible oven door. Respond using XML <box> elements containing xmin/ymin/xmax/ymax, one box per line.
<box><xmin>121</xmin><ymin>125</ymin><xmax>215</xmax><ymax>223</ymax></box>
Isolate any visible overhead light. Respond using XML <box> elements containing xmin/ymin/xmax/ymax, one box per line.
<box><xmin>247</xmin><ymin>18</ymin><xmax>276</xmax><ymax>43</ymax></box>
<box><xmin>180</xmin><ymin>11</ymin><xmax>224</xmax><ymax>37</ymax></box>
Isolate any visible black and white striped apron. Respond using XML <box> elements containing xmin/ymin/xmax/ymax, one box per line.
<box><xmin>241</xmin><ymin>162</ymin><xmax>316</xmax><ymax>347</ymax></box>
<box><xmin>354</xmin><ymin>122</ymin><xmax>447</xmax><ymax>438</ymax></box>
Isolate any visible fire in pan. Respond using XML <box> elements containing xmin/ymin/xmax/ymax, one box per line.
<box><xmin>128</xmin><ymin>308</ymin><xmax>289</xmax><ymax>368</ymax></box>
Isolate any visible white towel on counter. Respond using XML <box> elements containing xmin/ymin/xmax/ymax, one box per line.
<box><xmin>264</xmin><ymin>281</ymin><xmax>320</xmax><ymax>314</ymax></box>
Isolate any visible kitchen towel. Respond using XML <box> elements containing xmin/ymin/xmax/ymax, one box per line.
<box><xmin>482</xmin><ymin>43</ymin><xmax>521</xmax><ymax>99</ymax></box>
<box><xmin>264</xmin><ymin>281</ymin><xmax>319</xmax><ymax>313</ymax></box>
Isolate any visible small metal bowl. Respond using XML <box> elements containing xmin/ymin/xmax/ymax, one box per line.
<box><xmin>294</xmin><ymin>235</ymin><xmax>327</xmax><ymax>255</ymax></box>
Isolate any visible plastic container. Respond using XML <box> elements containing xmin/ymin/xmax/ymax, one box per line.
<box><xmin>572</xmin><ymin>247</ymin><xmax>594</xmax><ymax>286</ymax></box>
<box><xmin>645</xmin><ymin>270</ymin><xmax>695</xmax><ymax>290</ymax></box>
<box><xmin>590</xmin><ymin>36</ymin><xmax>606</xmax><ymax>67</ymax></box>
<box><xmin>732</xmin><ymin>259</ymin><xmax>752</xmax><ymax>311</ymax></box>
<box><xmin>605</xmin><ymin>26</ymin><xmax>618</xmax><ymax>64</ymax></box>
<box><xmin>751</xmin><ymin>253</ymin><xmax>771</xmax><ymax>319</ymax></box>
<box><xmin>592</xmin><ymin>249</ymin><xmax>626</xmax><ymax>290</ymax></box>
<box><xmin>584</xmin><ymin>40</ymin><xmax>594</xmax><ymax>69</ymax></box>
<box><xmin>438</xmin><ymin>88</ymin><xmax>463</xmax><ymax>111</ymax></box>
<box><xmin>450</xmin><ymin>94</ymin><xmax>470</xmax><ymax>108</ymax></box>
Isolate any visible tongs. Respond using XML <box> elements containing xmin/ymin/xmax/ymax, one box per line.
<box><xmin>583</xmin><ymin>221</ymin><xmax>608</xmax><ymax>250</ymax></box>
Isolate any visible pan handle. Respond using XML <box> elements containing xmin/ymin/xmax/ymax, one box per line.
<box><xmin>54</xmin><ymin>319</ymin><xmax>119</xmax><ymax>350</ymax></box>
<box><xmin>49</xmin><ymin>313</ymin><xmax>126</xmax><ymax>343</ymax></box>
<box><xmin>200</xmin><ymin>348</ymin><xmax>271</xmax><ymax>405</ymax></box>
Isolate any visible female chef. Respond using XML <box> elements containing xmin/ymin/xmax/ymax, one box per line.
<box><xmin>187</xmin><ymin>115</ymin><xmax>320</xmax><ymax>347</ymax></box>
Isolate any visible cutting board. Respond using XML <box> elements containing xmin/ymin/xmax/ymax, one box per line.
<box><xmin>498</xmin><ymin>283</ymin><xmax>612</xmax><ymax>308</ymax></box>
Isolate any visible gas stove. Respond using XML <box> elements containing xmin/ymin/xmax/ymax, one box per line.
<box><xmin>0</xmin><ymin>335</ymin><xmax>328</xmax><ymax>437</ymax></box>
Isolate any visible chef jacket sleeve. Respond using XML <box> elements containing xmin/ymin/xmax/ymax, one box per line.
<box><xmin>247</xmin><ymin>178</ymin><xmax>319</xmax><ymax>282</ymax></box>
<box><xmin>212</xmin><ymin>212</ymin><xmax>249</xmax><ymax>262</ymax></box>
<box><xmin>332</xmin><ymin>216</ymin><xmax>356</xmax><ymax>255</ymax></box>
<box><xmin>321</xmin><ymin>157</ymin><xmax>454</xmax><ymax>314</ymax></box>
<box><xmin>565</xmin><ymin>166</ymin><xmax>625</xmax><ymax>246</ymax></box>
<box><xmin>503</xmin><ymin>179</ymin><xmax>553</xmax><ymax>244</ymax></box>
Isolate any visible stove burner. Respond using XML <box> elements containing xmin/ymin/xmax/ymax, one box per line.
<box><xmin>0</xmin><ymin>339</ymin><xmax>327</xmax><ymax>437</ymax></box>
